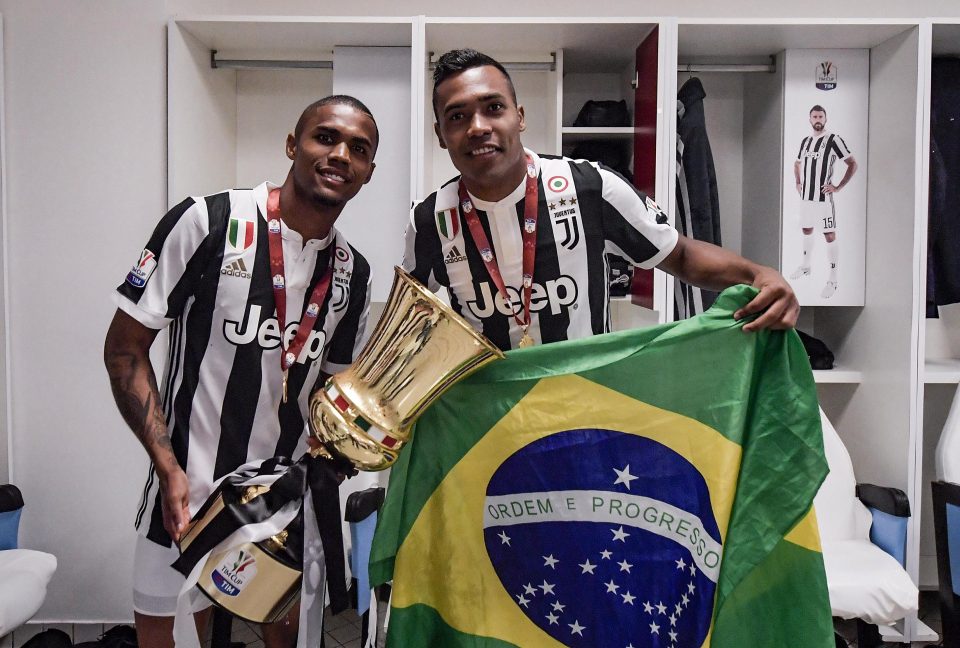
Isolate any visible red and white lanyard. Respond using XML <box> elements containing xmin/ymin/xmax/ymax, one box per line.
<box><xmin>266</xmin><ymin>188</ymin><xmax>334</xmax><ymax>401</ymax></box>
<box><xmin>458</xmin><ymin>155</ymin><xmax>539</xmax><ymax>348</ymax></box>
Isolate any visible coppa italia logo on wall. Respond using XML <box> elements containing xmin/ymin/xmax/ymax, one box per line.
<box><xmin>815</xmin><ymin>61</ymin><xmax>837</xmax><ymax>90</ymax></box>
<box><xmin>210</xmin><ymin>548</ymin><xmax>258</xmax><ymax>596</ymax></box>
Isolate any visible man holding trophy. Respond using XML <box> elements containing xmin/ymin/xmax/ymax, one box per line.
<box><xmin>404</xmin><ymin>49</ymin><xmax>799</xmax><ymax>348</ymax></box>
<box><xmin>104</xmin><ymin>96</ymin><xmax>378</xmax><ymax>648</ymax></box>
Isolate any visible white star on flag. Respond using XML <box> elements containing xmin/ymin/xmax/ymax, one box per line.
<box><xmin>569</xmin><ymin>620</ymin><xmax>586</xmax><ymax>636</ymax></box>
<box><xmin>552</xmin><ymin>601</ymin><xmax>565</xmax><ymax>613</ymax></box>
<box><xmin>516</xmin><ymin>594</ymin><xmax>530</xmax><ymax>608</ymax></box>
<box><xmin>643</xmin><ymin>601</ymin><xmax>654</xmax><ymax>614</ymax></box>
<box><xmin>689</xmin><ymin>564</ymin><xmax>697</xmax><ymax>576</ymax></box>
<box><xmin>523</xmin><ymin>583</ymin><xmax>537</xmax><ymax>596</ymax></box>
<box><xmin>618</xmin><ymin>559</ymin><xmax>633</xmax><ymax>573</ymax></box>
<box><xmin>600</xmin><ymin>549</ymin><xmax>613</xmax><ymax>560</ymax></box>
<box><xmin>540</xmin><ymin>581</ymin><xmax>555</xmax><ymax>595</ymax></box>
<box><xmin>682</xmin><ymin>593</ymin><xmax>690</xmax><ymax>607</ymax></box>
<box><xmin>669</xmin><ymin>614</ymin><xmax>677</xmax><ymax>627</ymax></box>
<box><xmin>669</xmin><ymin>630</ymin><xmax>678</xmax><ymax>641</ymax></box>
<box><xmin>605</xmin><ymin>579</ymin><xmax>620</xmax><ymax>594</ymax></box>
<box><xmin>543</xmin><ymin>554</ymin><xmax>559</xmax><ymax>569</ymax></box>
<box><xmin>656</xmin><ymin>602</ymin><xmax>667</xmax><ymax>615</ymax></box>
<box><xmin>675</xmin><ymin>557</ymin><xmax>686</xmax><ymax>570</ymax></box>
<box><xmin>498</xmin><ymin>531</ymin><xmax>511</xmax><ymax>545</ymax></box>
<box><xmin>688</xmin><ymin>582</ymin><xmax>696</xmax><ymax>594</ymax></box>
<box><xmin>546</xmin><ymin>612</ymin><xmax>559</xmax><ymax>625</ymax></box>
<box><xmin>674</xmin><ymin>603</ymin><xmax>682</xmax><ymax>615</ymax></box>
<box><xmin>613</xmin><ymin>464</ymin><xmax>638</xmax><ymax>489</ymax></box>
<box><xmin>611</xmin><ymin>526</ymin><xmax>630</xmax><ymax>542</ymax></box>
<box><xmin>622</xmin><ymin>592</ymin><xmax>636</xmax><ymax>605</ymax></box>
<box><xmin>650</xmin><ymin>622</ymin><xmax>660</xmax><ymax>635</ymax></box>
<box><xmin>579</xmin><ymin>559</ymin><xmax>597</xmax><ymax>574</ymax></box>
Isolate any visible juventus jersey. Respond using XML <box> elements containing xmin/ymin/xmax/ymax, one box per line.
<box><xmin>796</xmin><ymin>133</ymin><xmax>853</xmax><ymax>202</ymax></box>
<box><xmin>403</xmin><ymin>150</ymin><xmax>678</xmax><ymax>350</ymax></box>
<box><xmin>114</xmin><ymin>182</ymin><xmax>371</xmax><ymax>546</ymax></box>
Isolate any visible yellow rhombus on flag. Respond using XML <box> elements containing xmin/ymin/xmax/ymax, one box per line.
<box><xmin>370</xmin><ymin>286</ymin><xmax>834</xmax><ymax>648</ymax></box>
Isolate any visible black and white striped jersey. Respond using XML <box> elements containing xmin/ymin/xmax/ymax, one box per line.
<box><xmin>402</xmin><ymin>150</ymin><xmax>678</xmax><ymax>350</ymax></box>
<box><xmin>796</xmin><ymin>133</ymin><xmax>853</xmax><ymax>202</ymax></box>
<box><xmin>114</xmin><ymin>182</ymin><xmax>371</xmax><ymax>547</ymax></box>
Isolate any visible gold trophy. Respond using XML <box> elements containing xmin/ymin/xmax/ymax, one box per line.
<box><xmin>178</xmin><ymin>267</ymin><xmax>504</xmax><ymax>622</ymax></box>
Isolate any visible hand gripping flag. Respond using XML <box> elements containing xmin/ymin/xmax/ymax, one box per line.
<box><xmin>370</xmin><ymin>286</ymin><xmax>834</xmax><ymax>648</ymax></box>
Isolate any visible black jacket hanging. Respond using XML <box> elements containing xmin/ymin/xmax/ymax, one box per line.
<box><xmin>928</xmin><ymin>58</ymin><xmax>960</xmax><ymax>317</ymax></box>
<box><xmin>675</xmin><ymin>77</ymin><xmax>722</xmax><ymax>319</ymax></box>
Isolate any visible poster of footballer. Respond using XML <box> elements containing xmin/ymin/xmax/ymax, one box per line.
<box><xmin>781</xmin><ymin>49</ymin><xmax>868</xmax><ymax>306</ymax></box>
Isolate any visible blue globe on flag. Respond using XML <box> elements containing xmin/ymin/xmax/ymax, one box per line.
<box><xmin>483</xmin><ymin>428</ymin><xmax>722</xmax><ymax>648</ymax></box>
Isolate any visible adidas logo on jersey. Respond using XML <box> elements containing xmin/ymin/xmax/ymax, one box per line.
<box><xmin>466</xmin><ymin>276</ymin><xmax>578</xmax><ymax>319</ymax></box>
<box><xmin>444</xmin><ymin>245</ymin><xmax>467</xmax><ymax>265</ymax></box>
<box><xmin>223</xmin><ymin>304</ymin><xmax>326</xmax><ymax>362</ymax></box>
<box><xmin>221</xmin><ymin>258</ymin><xmax>252</xmax><ymax>280</ymax></box>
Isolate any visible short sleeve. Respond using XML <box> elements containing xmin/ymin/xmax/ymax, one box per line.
<box><xmin>598</xmin><ymin>167</ymin><xmax>678</xmax><ymax>269</ymax></box>
<box><xmin>113</xmin><ymin>197</ymin><xmax>210</xmax><ymax>329</ymax></box>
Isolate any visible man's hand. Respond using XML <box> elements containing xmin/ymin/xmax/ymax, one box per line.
<box><xmin>796</xmin><ymin>180</ymin><xmax>802</xmax><ymax>195</ymax></box>
<box><xmin>822</xmin><ymin>182</ymin><xmax>839</xmax><ymax>194</ymax></box>
<box><xmin>734</xmin><ymin>266</ymin><xmax>800</xmax><ymax>332</ymax></box>
<box><xmin>158</xmin><ymin>465</ymin><xmax>191</xmax><ymax>543</ymax></box>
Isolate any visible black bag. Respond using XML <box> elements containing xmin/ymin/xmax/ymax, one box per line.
<box><xmin>74</xmin><ymin>625</ymin><xmax>138</xmax><ymax>648</ymax></box>
<box><xmin>569</xmin><ymin>141</ymin><xmax>632</xmax><ymax>182</ymax></box>
<box><xmin>572</xmin><ymin>100</ymin><xmax>630</xmax><ymax>128</ymax></box>
<box><xmin>797</xmin><ymin>330</ymin><xmax>835</xmax><ymax>370</ymax></box>
<box><xmin>22</xmin><ymin>630</ymin><xmax>72</xmax><ymax>648</ymax></box>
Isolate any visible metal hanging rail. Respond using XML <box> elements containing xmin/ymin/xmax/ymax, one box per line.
<box><xmin>210</xmin><ymin>50</ymin><xmax>333</xmax><ymax>70</ymax></box>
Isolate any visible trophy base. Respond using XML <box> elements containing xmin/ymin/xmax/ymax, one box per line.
<box><xmin>178</xmin><ymin>489</ymin><xmax>303</xmax><ymax>624</ymax></box>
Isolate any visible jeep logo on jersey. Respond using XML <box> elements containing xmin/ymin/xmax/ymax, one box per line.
<box><xmin>466</xmin><ymin>276</ymin><xmax>578</xmax><ymax>319</ymax></box>
<box><xmin>223</xmin><ymin>304</ymin><xmax>327</xmax><ymax>362</ymax></box>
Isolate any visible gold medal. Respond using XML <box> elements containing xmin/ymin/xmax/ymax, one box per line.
<box><xmin>518</xmin><ymin>331</ymin><xmax>535</xmax><ymax>348</ymax></box>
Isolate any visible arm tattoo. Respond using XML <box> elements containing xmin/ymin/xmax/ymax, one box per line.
<box><xmin>106</xmin><ymin>348</ymin><xmax>173</xmax><ymax>454</ymax></box>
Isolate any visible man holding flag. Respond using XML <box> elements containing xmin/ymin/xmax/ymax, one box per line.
<box><xmin>375</xmin><ymin>49</ymin><xmax>835</xmax><ymax>647</ymax></box>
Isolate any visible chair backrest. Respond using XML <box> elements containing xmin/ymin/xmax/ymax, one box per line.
<box><xmin>813</xmin><ymin>408</ymin><xmax>873</xmax><ymax>542</ymax></box>
<box><xmin>932</xmin><ymin>480</ymin><xmax>960</xmax><ymax>647</ymax></box>
<box><xmin>0</xmin><ymin>484</ymin><xmax>24</xmax><ymax>550</ymax></box>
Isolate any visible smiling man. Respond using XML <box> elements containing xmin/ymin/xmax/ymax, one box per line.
<box><xmin>104</xmin><ymin>96</ymin><xmax>376</xmax><ymax>648</ymax></box>
<box><xmin>404</xmin><ymin>49</ymin><xmax>798</xmax><ymax>350</ymax></box>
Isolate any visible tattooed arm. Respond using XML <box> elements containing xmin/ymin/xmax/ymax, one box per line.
<box><xmin>104</xmin><ymin>309</ymin><xmax>190</xmax><ymax>541</ymax></box>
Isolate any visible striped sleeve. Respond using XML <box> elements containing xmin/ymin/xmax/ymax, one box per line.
<box><xmin>796</xmin><ymin>138</ymin><xmax>808</xmax><ymax>161</ymax></box>
<box><xmin>113</xmin><ymin>197</ymin><xmax>211</xmax><ymax>329</ymax></box>
<box><xmin>831</xmin><ymin>135</ymin><xmax>853</xmax><ymax>160</ymax></box>
<box><xmin>598</xmin><ymin>166</ymin><xmax>678</xmax><ymax>269</ymax></box>
<box><xmin>401</xmin><ymin>200</ymin><xmax>442</xmax><ymax>292</ymax></box>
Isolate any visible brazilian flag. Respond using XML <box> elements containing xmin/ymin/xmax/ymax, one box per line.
<box><xmin>369</xmin><ymin>286</ymin><xmax>833</xmax><ymax>648</ymax></box>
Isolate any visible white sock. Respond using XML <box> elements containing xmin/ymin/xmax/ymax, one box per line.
<box><xmin>801</xmin><ymin>234</ymin><xmax>814</xmax><ymax>269</ymax></box>
<box><xmin>825</xmin><ymin>238</ymin><xmax>839</xmax><ymax>282</ymax></box>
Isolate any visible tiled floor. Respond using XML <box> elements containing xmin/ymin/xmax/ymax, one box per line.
<box><xmin>209</xmin><ymin>608</ymin><xmax>364</xmax><ymax>648</ymax></box>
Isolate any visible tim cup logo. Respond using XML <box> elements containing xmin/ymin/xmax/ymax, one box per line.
<box><xmin>815</xmin><ymin>61</ymin><xmax>837</xmax><ymax>90</ymax></box>
<box><xmin>210</xmin><ymin>549</ymin><xmax>258</xmax><ymax>597</ymax></box>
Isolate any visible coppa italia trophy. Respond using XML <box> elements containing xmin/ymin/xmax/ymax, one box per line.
<box><xmin>170</xmin><ymin>267</ymin><xmax>503</xmax><ymax>647</ymax></box>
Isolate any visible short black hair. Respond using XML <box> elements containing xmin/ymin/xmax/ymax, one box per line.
<box><xmin>432</xmin><ymin>49</ymin><xmax>517</xmax><ymax>119</ymax></box>
<box><xmin>810</xmin><ymin>105</ymin><xmax>827</xmax><ymax>116</ymax></box>
<box><xmin>294</xmin><ymin>94</ymin><xmax>379</xmax><ymax>147</ymax></box>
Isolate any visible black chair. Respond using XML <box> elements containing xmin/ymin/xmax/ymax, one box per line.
<box><xmin>932</xmin><ymin>480</ymin><xmax>960</xmax><ymax>647</ymax></box>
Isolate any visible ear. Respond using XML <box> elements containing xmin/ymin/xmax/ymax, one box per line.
<box><xmin>364</xmin><ymin>162</ymin><xmax>376</xmax><ymax>185</ymax></box>
<box><xmin>434</xmin><ymin>122</ymin><xmax>448</xmax><ymax>150</ymax></box>
<box><xmin>285</xmin><ymin>132</ymin><xmax>297</xmax><ymax>161</ymax></box>
<box><xmin>518</xmin><ymin>104</ymin><xmax>526</xmax><ymax>133</ymax></box>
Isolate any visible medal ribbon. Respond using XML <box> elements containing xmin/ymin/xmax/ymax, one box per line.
<box><xmin>459</xmin><ymin>154</ymin><xmax>539</xmax><ymax>335</ymax></box>
<box><xmin>266</xmin><ymin>188</ymin><xmax>335</xmax><ymax>398</ymax></box>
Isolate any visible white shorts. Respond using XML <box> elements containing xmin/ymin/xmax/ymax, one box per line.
<box><xmin>799</xmin><ymin>198</ymin><xmax>837</xmax><ymax>233</ymax></box>
<box><xmin>133</xmin><ymin>534</ymin><xmax>213</xmax><ymax>617</ymax></box>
